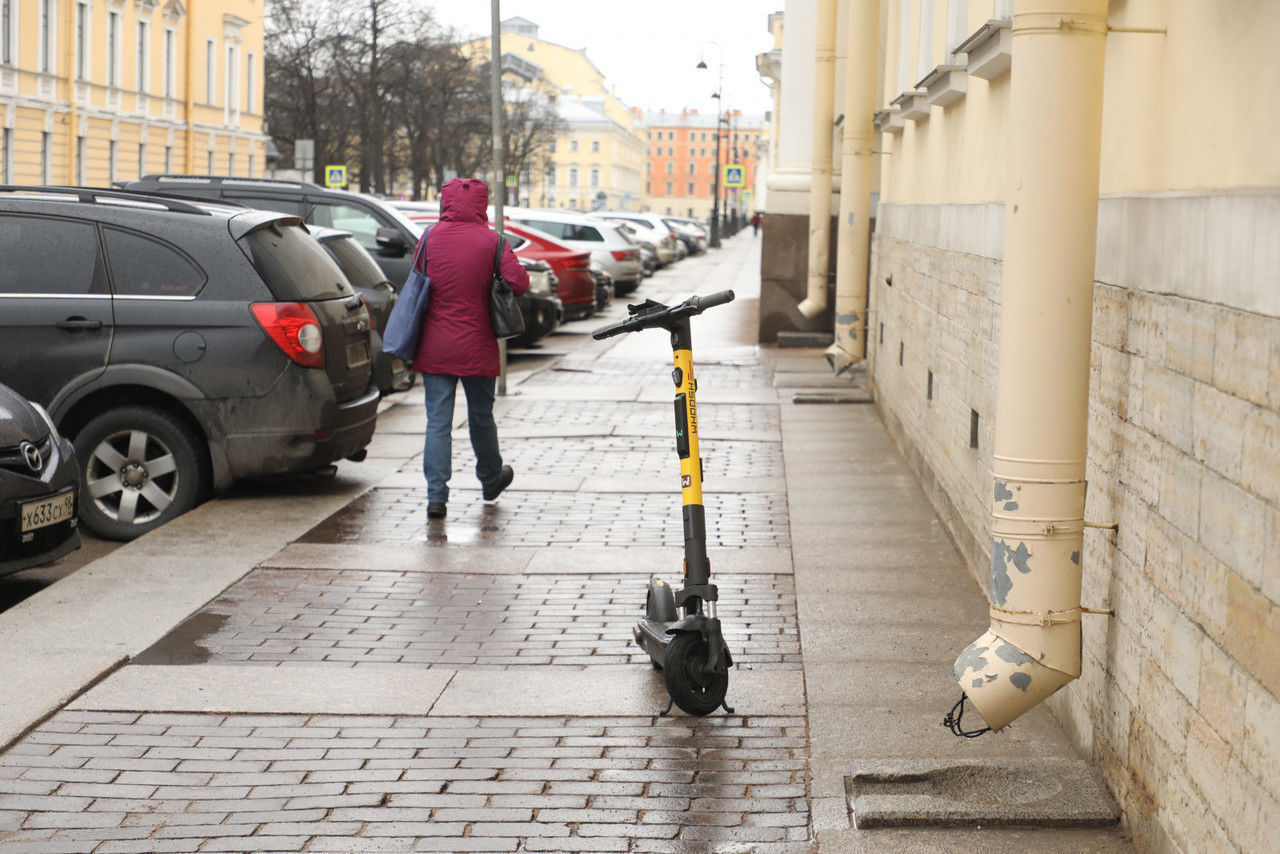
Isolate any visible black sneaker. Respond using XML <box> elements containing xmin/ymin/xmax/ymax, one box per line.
<box><xmin>427</xmin><ymin>502</ymin><xmax>447</xmax><ymax>518</ymax></box>
<box><xmin>483</xmin><ymin>466</ymin><xmax>514</xmax><ymax>502</ymax></box>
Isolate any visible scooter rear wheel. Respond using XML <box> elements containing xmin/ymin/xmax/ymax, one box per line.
<box><xmin>663</xmin><ymin>632</ymin><xmax>729</xmax><ymax>716</ymax></box>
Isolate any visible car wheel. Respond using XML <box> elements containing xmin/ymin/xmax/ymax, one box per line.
<box><xmin>75</xmin><ymin>406</ymin><xmax>207</xmax><ymax>541</ymax></box>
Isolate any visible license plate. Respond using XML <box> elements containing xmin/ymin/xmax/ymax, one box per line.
<box><xmin>20</xmin><ymin>489</ymin><xmax>75</xmax><ymax>533</ymax></box>
<box><xmin>346</xmin><ymin>339</ymin><xmax>370</xmax><ymax>368</ymax></box>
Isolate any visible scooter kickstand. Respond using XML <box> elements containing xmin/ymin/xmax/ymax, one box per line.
<box><xmin>658</xmin><ymin>698</ymin><xmax>675</xmax><ymax>717</ymax></box>
<box><xmin>719</xmin><ymin>698</ymin><xmax>736</xmax><ymax>714</ymax></box>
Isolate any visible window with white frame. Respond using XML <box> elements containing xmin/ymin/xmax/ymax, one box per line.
<box><xmin>39</xmin><ymin>0</ymin><xmax>54</xmax><ymax>74</ymax></box>
<box><xmin>205</xmin><ymin>39</ymin><xmax>215</xmax><ymax>103</ymax></box>
<box><xmin>136</xmin><ymin>21</ymin><xmax>149</xmax><ymax>92</ymax></box>
<box><xmin>896</xmin><ymin>0</ymin><xmax>911</xmax><ymax>92</ymax></box>
<box><xmin>163</xmin><ymin>27</ymin><xmax>175</xmax><ymax>97</ymax></box>
<box><xmin>108</xmin><ymin>139</ymin><xmax>117</xmax><ymax>183</ymax></box>
<box><xmin>107</xmin><ymin>10</ymin><xmax>121</xmax><ymax>87</ymax></box>
<box><xmin>206</xmin><ymin>148</ymin><xmax>214</xmax><ymax>173</ymax></box>
<box><xmin>688</xmin><ymin>162</ymin><xmax>695</xmax><ymax>175</ymax></box>
<box><xmin>226</xmin><ymin>43</ymin><xmax>238</xmax><ymax>118</ymax></box>
<box><xmin>245</xmin><ymin>52</ymin><xmax>255</xmax><ymax>114</ymax></box>
<box><xmin>665</xmin><ymin>180</ymin><xmax>673</xmax><ymax>194</ymax></box>
<box><xmin>1</xmin><ymin>0</ymin><xmax>13</xmax><ymax>66</ymax></box>
<box><xmin>41</xmin><ymin>131</ymin><xmax>50</xmax><ymax>183</ymax></box>
<box><xmin>75</xmin><ymin>136</ymin><xmax>85</xmax><ymax>184</ymax></box>
<box><xmin>75</xmin><ymin>0</ymin><xmax>88</xmax><ymax>80</ymax></box>
<box><xmin>589</xmin><ymin>168</ymin><xmax>599</xmax><ymax>188</ymax></box>
<box><xmin>590</xmin><ymin>140</ymin><xmax>599</xmax><ymax>152</ymax></box>
<box><xmin>569</xmin><ymin>140</ymin><xmax>578</xmax><ymax>152</ymax></box>
<box><xmin>247</xmin><ymin>152</ymin><xmax>254</xmax><ymax>177</ymax></box>
<box><xmin>1</xmin><ymin>128</ymin><xmax>10</xmax><ymax>182</ymax></box>
<box><xmin>164</xmin><ymin>144</ymin><xmax>172</xmax><ymax>171</ymax></box>
<box><xmin>665</xmin><ymin>161</ymin><xmax>673</xmax><ymax>174</ymax></box>
<box><xmin>568</xmin><ymin>167</ymin><xmax>578</xmax><ymax>188</ymax></box>
<box><xmin>917</xmin><ymin>0</ymin><xmax>935</xmax><ymax>83</ymax></box>
<box><xmin>137</xmin><ymin>142</ymin><xmax>145</xmax><ymax>177</ymax></box>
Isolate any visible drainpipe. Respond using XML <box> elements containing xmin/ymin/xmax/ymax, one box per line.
<box><xmin>796</xmin><ymin>0</ymin><xmax>838</xmax><ymax>320</ymax></box>
<box><xmin>825</xmin><ymin>0</ymin><xmax>879</xmax><ymax>373</ymax></box>
<box><xmin>950</xmin><ymin>0</ymin><xmax>1108</xmax><ymax>733</ymax></box>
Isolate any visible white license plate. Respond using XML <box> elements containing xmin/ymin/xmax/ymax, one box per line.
<box><xmin>20</xmin><ymin>490</ymin><xmax>75</xmax><ymax>533</ymax></box>
<box><xmin>347</xmin><ymin>339</ymin><xmax>370</xmax><ymax>368</ymax></box>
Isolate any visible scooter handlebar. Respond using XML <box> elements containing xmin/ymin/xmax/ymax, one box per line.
<box><xmin>591</xmin><ymin>290</ymin><xmax>736</xmax><ymax>340</ymax></box>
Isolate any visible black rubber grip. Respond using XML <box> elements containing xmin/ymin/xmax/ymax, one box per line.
<box><xmin>695</xmin><ymin>290</ymin><xmax>735</xmax><ymax>310</ymax></box>
<box><xmin>592</xmin><ymin>320</ymin><xmax>634</xmax><ymax>340</ymax></box>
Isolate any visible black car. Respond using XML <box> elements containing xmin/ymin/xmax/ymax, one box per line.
<box><xmin>310</xmin><ymin>227</ymin><xmax>412</xmax><ymax>394</ymax></box>
<box><xmin>0</xmin><ymin>382</ymin><xmax>81</xmax><ymax>576</ymax></box>
<box><xmin>120</xmin><ymin>175</ymin><xmax>424</xmax><ymax>287</ymax></box>
<box><xmin>0</xmin><ymin>186</ymin><xmax>379</xmax><ymax>541</ymax></box>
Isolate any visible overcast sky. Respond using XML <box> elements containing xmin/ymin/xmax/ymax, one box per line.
<box><xmin>423</xmin><ymin>0</ymin><xmax>781</xmax><ymax>119</ymax></box>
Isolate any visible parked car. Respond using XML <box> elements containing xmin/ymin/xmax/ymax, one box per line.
<box><xmin>596</xmin><ymin>212</ymin><xmax>680</xmax><ymax>266</ymax></box>
<box><xmin>0</xmin><ymin>186</ymin><xmax>378</xmax><ymax>540</ymax></box>
<box><xmin>0</xmin><ymin>382</ymin><xmax>81</xmax><ymax>577</ymax></box>
<box><xmin>610</xmin><ymin>222</ymin><xmax>658</xmax><ymax>275</ymax></box>
<box><xmin>664</xmin><ymin>217</ymin><xmax>709</xmax><ymax>254</ymax></box>
<box><xmin>589</xmin><ymin>265</ymin><xmax>614</xmax><ymax>314</ymax></box>
<box><xmin>511</xmin><ymin>257</ymin><xmax>562</xmax><ymax>348</ymax></box>
<box><xmin>309</xmin><ymin>227</ymin><xmax>411</xmax><ymax>394</ymax></box>
<box><xmin>120</xmin><ymin>175</ymin><xmax>425</xmax><ymax>287</ymax></box>
<box><xmin>393</xmin><ymin>205</ymin><xmax>596</xmax><ymax>324</ymax></box>
<box><xmin>502</xmin><ymin>209</ymin><xmax>645</xmax><ymax>296</ymax></box>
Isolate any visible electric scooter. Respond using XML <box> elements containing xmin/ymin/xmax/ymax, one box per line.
<box><xmin>593</xmin><ymin>289</ymin><xmax>737</xmax><ymax>716</ymax></box>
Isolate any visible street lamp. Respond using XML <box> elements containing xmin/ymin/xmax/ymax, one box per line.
<box><xmin>696</xmin><ymin>49</ymin><xmax>724</xmax><ymax>248</ymax></box>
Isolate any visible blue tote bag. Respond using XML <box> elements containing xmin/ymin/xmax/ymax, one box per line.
<box><xmin>381</xmin><ymin>226</ymin><xmax>434</xmax><ymax>362</ymax></box>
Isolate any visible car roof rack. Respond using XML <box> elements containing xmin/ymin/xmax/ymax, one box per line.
<box><xmin>0</xmin><ymin>185</ymin><xmax>214</xmax><ymax>215</ymax></box>
<box><xmin>139</xmin><ymin>174</ymin><xmax>324</xmax><ymax>191</ymax></box>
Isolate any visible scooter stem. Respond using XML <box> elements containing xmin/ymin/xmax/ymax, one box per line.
<box><xmin>670</xmin><ymin>318</ymin><xmax>711</xmax><ymax>599</ymax></box>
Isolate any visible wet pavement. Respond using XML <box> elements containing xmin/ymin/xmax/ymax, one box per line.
<box><xmin>0</xmin><ymin>231</ymin><xmax>1130</xmax><ymax>852</ymax></box>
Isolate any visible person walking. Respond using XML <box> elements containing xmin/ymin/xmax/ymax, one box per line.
<box><xmin>751</xmin><ymin>211</ymin><xmax>761</xmax><ymax>236</ymax></box>
<box><xmin>411</xmin><ymin>177</ymin><xmax>530</xmax><ymax>519</ymax></box>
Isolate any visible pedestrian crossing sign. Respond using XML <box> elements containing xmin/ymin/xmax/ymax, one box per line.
<box><xmin>723</xmin><ymin>164</ymin><xmax>745</xmax><ymax>188</ymax></box>
<box><xmin>325</xmin><ymin>165</ymin><xmax>348</xmax><ymax>188</ymax></box>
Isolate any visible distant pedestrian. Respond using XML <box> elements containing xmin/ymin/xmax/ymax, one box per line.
<box><xmin>411</xmin><ymin>178</ymin><xmax>530</xmax><ymax>519</ymax></box>
<box><xmin>751</xmin><ymin>211</ymin><xmax>761</xmax><ymax>236</ymax></box>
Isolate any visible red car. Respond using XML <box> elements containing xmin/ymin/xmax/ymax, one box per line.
<box><xmin>403</xmin><ymin>213</ymin><xmax>596</xmax><ymax>321</ymax></box>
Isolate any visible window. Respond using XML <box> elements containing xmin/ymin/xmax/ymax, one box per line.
<box><xmin>206</xmin><ymin>149</ymin><xmax>214</xmax><ymax>173</ymax></box>
<box><xmin>39</xmin><ymin>0</ymin><xmax>54</xmax><ymax>73</ymax></box>
<box><xmin>665</xmin><ymin>181</ymin><xmax>673</xmax><ymax>194</ymax></box>
<box><xmin>970</xmin><ymin>409</ymin><xmax>980</xmax><ymax>449</ymax></box>
<box><xmin>226</xmin><ymin>43</ymin><xmax>238</xmax><ymax>117</ymax></box>
<box><xmin>0</xmin><ymin>128</ymin><xmax>9</xmax><ymax>182</ymax></box>
<box><xmin>75</xmin><ymin>136</ymin><xmax>85</xmax><ymax>184</ymax></box>
<box><xmin>107</xmin><ymin>11</ymin><xmax>122</xmax><ymax>87</ymax></box>
<box><xmin>136</xmin><ymin>21</ymin><xmax>149</xmax><ymax>91</ymax></box>
<box><xmin>109</xmin><ymin>139</ymin><xmax>117</xmax><ymax>183</ymax></box>
<box><xmin>103</xmin><ymin>228</ymin><xmax>206</xmax><ymax>296</ymax></box>
<box><xmin>163</xmin><ymin>28</ymin><xmax>175</xmax><ymax>98</ymax></box>
<box><xmin>227</xmin><ymin>150</ymin><xmax>234</xmax><ymax>174</ymax></box>
<box><xmin>688</xmin><ymin>162</ymin><xmax>695</xmax><ymax>175</ymax></box>
<box><xmin>309</xmin><ymin>202</ymin><xmax>388</xmax><ymax>252</ymax></box>
<box><xmin>75</xmin><ymin>1</ymin><xmax>88</xmax><ymax>79</ymax></box>
<box><xmin>701</xmin><ymin>132</ymin><xmax>707</xmax><ymax>141</ymax></box>
<box><xmin>137</xmin><ymin>142</ymin><xmax>145</xmax><ymax>178</ymax></box>
<box><xmin>645</xmin><ymin>181</ymin><xmax>651</xmax><ymax>194</ymax></box>
<box><xmin>245</xmin><ymin>52</ymin><xmax>256</xmax><ymax>113</ymax></box>
<box><xmin>549</xmin><ymin>140</ymin><xmax>556</xmax><ymax>153</ymax></box>
<box><xmin>205</xmin><ymin>39</ymin><xmax>216</xmax><ymax>103</ymax></box>
<box><xmin>590</xmin><ymin>140</ymin><xmax>599</xmax><ymax>153</ymax></box>
<box><xmin>665</xmin><ymin>162</ymin><xmax>673</xmax><ymax>174</ymax></box>
<box><xmin>569</xmin><ymin>140</ymin><xmax>578</xmax><ymax>152</ymax></box>
<box><xmin>164</xmin><ymin>144</ymin><xmax>172</xmax><ymax>172</ymax></box>
<box><xmin>589</xmin><ymin>168</ymin><xmax>599</xmax><ymax>189</ymax></box>
<box><xmin>0</xmin><ymin>215</ymin><xmax>101</xmax><ymax>295</ymax></box>
<box><xmin>247</xmin><ymin>153</ymin><xmax>254</xmax><ymax>177</ymax></box>
<box><xmin>701</xmin><ymin>148</ymin><xmax>706</xmax><ymax>157</ymax></box>
<box><xmin>688</xmin><ymin>182</ymin><xmax>695</xmax><ymax>194</ymax></box>
<box><xmin>667</xmin><ymin>147</ymin><xmax>674</xmax><ymax>156</ymax></box>
<box><xmin>568</xmin><ymin>167</ymin><xmax>578</xmax><ymax>188</ymax></box>
<box><xmin>241</xmin><ymin>223</ymin><xmax>350</xmax><ymax>301</ymax></box>
<box><xmin>547</xmin><ymin>167</ymin><xmax>556</xmax><ymax>186</ymax></box>
<box><xmin>1</xmin><ymin>0</ymin><xmax>12</xmax><ymax>65</ymax></box>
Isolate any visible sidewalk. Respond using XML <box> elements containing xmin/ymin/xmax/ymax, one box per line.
<box><xmin>0</xmin><ymin>231</ymin><xmax>1128</xmax><ymax>852</ymax></box>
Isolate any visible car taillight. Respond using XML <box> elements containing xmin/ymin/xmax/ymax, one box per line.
<box><xmin>612</xmin><ymin>250</ymin><xmax>640</xmax><ymax>261</ymax></box>
<box><xmin>360</xmin><ymin>296</ymin><xmax>377</xmax><ymax>332</ymax></box>
<box><xmin>251</xmin><ymin>302</ymin><xmax>325</xmax><ymax>368</ymax></box>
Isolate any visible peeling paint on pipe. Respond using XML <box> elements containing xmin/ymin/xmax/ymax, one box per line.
<box><xmin>952</xmin><ymin>0</ymin><xmax>1108</xmax><ymax>733</ymax></box>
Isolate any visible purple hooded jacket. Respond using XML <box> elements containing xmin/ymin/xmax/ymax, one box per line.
<box><xmin>411</xmin><ymin>178</ymin><xmax>530</xmax><ymax>377</ymax></box>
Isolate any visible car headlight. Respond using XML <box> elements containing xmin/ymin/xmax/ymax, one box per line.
<box><xmin>32</xmin><ymin>403</ymin><xmax>62</xmax><ymax>444</ymax></box>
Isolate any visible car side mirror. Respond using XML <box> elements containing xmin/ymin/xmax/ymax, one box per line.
<box><xmin>375</xmin><ymin>227</ymin><xmax>407</xmax><ymax>256</ymax></box>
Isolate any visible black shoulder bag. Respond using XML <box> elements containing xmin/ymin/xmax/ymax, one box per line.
<box><xmin>489</xmin><ymin>234</ymin><xmax>525</xmax><ymax>340</ymax></box>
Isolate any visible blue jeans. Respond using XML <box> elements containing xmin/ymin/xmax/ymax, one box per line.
<box><xmin>422</xmin><ymin>374</ymin><xmax>503</xmax><ymax>503</ymax></box>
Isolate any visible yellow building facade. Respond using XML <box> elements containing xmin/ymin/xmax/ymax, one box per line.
<box><xmin>470</xmin><ymin>18</ymin><xmax>648</xmax><ymax>211</ymax></box>
<box><xmin>0</xmin><ymin>0</ymin><xmax>267</xmax><ymax>187</ymax></box>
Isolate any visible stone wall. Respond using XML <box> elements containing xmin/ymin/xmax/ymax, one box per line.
<box><xmin>868</xmin><ymin>199</ymin><xmax>1280</xmax><ymax>851</ymax></box>
<box><xmin>758</xmin><ymin>212</ymin><xmax>838</xmax><ymax>343</ymax></box>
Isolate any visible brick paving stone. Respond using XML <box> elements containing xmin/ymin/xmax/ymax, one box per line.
<box><xmin>139</xmin><ymin>569</ymin><xmax>800</xmax><ymax>669</ymax></box>
<box><xmin>494</xmin><ymin>399</ymin><xmax>782</xmax><ymax>434</ymax></box>
<box><xmin>298</xmin><ymin>487</ymin><xmax>790</xmax><ymax>548</ymax></box>
<box><xmin>0</xmin><ymin>713</ymin><xmax>809</xmax><ymax>850</ymax></box>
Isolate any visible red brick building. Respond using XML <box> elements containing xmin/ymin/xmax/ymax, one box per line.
<box><xmin>641</xmin><ymin>109</ymin><xmax>765</xmax><ymax>219</ymax></box>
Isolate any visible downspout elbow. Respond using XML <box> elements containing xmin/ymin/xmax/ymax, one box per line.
<box><xmin>797</xmin><ymin>292</ymin><xmax>828</xmax><ymax>320</ymax></box>
<box><xmin>953</xmin><ymin>627</ymin><xmax>1078</xmax><ymax>732</ymax></box>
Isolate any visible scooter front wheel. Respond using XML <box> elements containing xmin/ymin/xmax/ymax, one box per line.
<box><xmin>663</xmin><ymin>632</ymin><xmax>729</xmax><ymax>716</ymax></box>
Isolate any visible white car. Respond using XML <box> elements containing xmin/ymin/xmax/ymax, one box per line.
<box><xmin>504</xmin><ymin>209</ymin><xmax>645</xmax><ymax>296</ymax></box>
<box><xmin>596</xmin><ymin>212</ymin><xmax>681</xmax><ymax>266</ymax></box>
